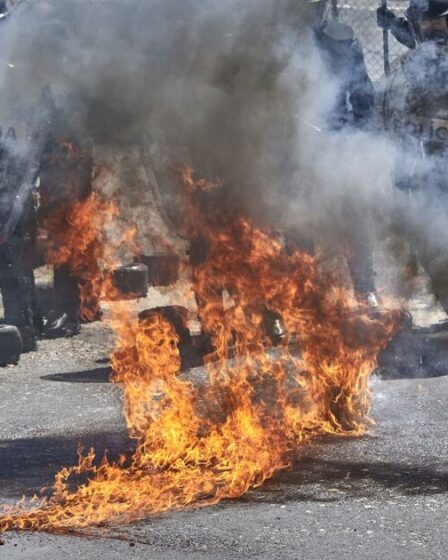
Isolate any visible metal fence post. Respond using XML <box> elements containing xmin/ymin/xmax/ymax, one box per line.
<box><xmin>331</xmin><ymin>0</ymin><xmax>339</xmax><ymax>18</ymax></box>
<box><xmin>335</xmin><ymin>0</ymin><xmax>407</xmax><ymax>81</ymax></box>
<box><xmin>381</xmin><ymin>0</ymin><xmax>391</xmax><ymax>75</ymax></box>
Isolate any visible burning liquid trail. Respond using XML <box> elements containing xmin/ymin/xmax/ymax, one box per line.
<box><xmin>0</xmin><ymin>170</ymin><xmax>400</xmax><ymax>532</ymax></box>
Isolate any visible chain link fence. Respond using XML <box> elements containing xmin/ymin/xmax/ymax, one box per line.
<box><xmin>333</xmin><ymin>0</ymin><xmax>409</xmax><ymax>82</ymax></box>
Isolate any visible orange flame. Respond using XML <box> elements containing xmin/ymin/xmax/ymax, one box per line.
<box><xmin>42</xmin><ymin>192</ymin><xmax>140</xmax><ymax>319</ymax></box>
<box><xmin>0</xmin><ymin>168</ymin><xmax>400</xmax><ymax>532</ymax></box>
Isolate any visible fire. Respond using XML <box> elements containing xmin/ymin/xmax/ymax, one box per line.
<box><xmin>0</xmin><ymin>168</ymin><xmax>400</xmax><ymax>533</ymax></box>
<box><xmin>39</xmin><ymin>138</ymin><xmax>136</xmax><ymax>320</ymax></box>
<box><xmin>43</xmin><ymin>192</ymin><xmax>119</xmax><ymax>321</ymax></box>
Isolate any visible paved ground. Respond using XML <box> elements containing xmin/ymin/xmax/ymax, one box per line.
<box><xmin>0</xmin><ymin>286</ymin><xmax>448</xmax><ymax>559</ymax></box>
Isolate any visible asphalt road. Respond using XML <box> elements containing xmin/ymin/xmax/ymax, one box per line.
<box><xmin>0</xmin><ymin>302</ymin><xmax>448</xmax><ymax>559</ymax></box>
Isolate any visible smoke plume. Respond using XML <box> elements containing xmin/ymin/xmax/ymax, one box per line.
<box><xmin>0</xmin><ymin>0</ymin><xmax>406</xmax><ymax>285</ymax></box>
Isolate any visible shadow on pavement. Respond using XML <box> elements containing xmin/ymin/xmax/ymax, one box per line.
<box><xmin>0</xmin><ymin>431</ymin><xmax>131</xmax><ymax>498</ymax></box>
<box><xmin>40</xmin><ymin>347</ymin><xmax>206</xmax><ymax>383</ymax></box>
<box><xmin>252</xmin><ymin>457</ymin><xmax>448</xmax><ymax>504</ymax></box>
<box><xmin>41</xmin><ymin>367</ymin><xmax>112</xmax><ymax>383</ymax></box>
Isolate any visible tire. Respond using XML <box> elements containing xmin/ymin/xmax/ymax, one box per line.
<box><xmin>0</xmin><ymin>325</ymin><xmax>23</xmax><ymax>366</ymax></box>
<box><xmin>138</xmin><ymin>306</ymin><xmax>191</xmax><ymax>346</ymax></box>
<box><xmin>112</xmin><ymin>263</ymin><xmax>149</xmax><ymax>298</ymax></box>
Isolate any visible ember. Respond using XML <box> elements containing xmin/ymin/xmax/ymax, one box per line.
<box><xmin>0</xmin><ymin>170</ymin><xmax>400</xmax><ymax>532</ymax></box>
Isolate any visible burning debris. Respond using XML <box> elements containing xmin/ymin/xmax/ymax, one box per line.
<box><xmin>0</xmin><ymin>171</ymin><xmax>400</xmax><ymax>532</ymax></box>
<box><xmin>0</xmin><ymin>0</ymin><xmax>447</xmax><ymax>544</ymax></box>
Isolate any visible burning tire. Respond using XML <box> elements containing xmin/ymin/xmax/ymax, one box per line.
<box><xmin>138</xmin><ymin>306</ymin><xmax>191</xmax><ymax>347</ymax></box>
<box><xmin>112</xmin><ymin>263</ymin><xmax>149</xmax><ymax>299</ymax></box>
<box><xmin>0</xmin><ymin>325</ymin><xmax>22</xmax><ymax>367</ymax></box>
